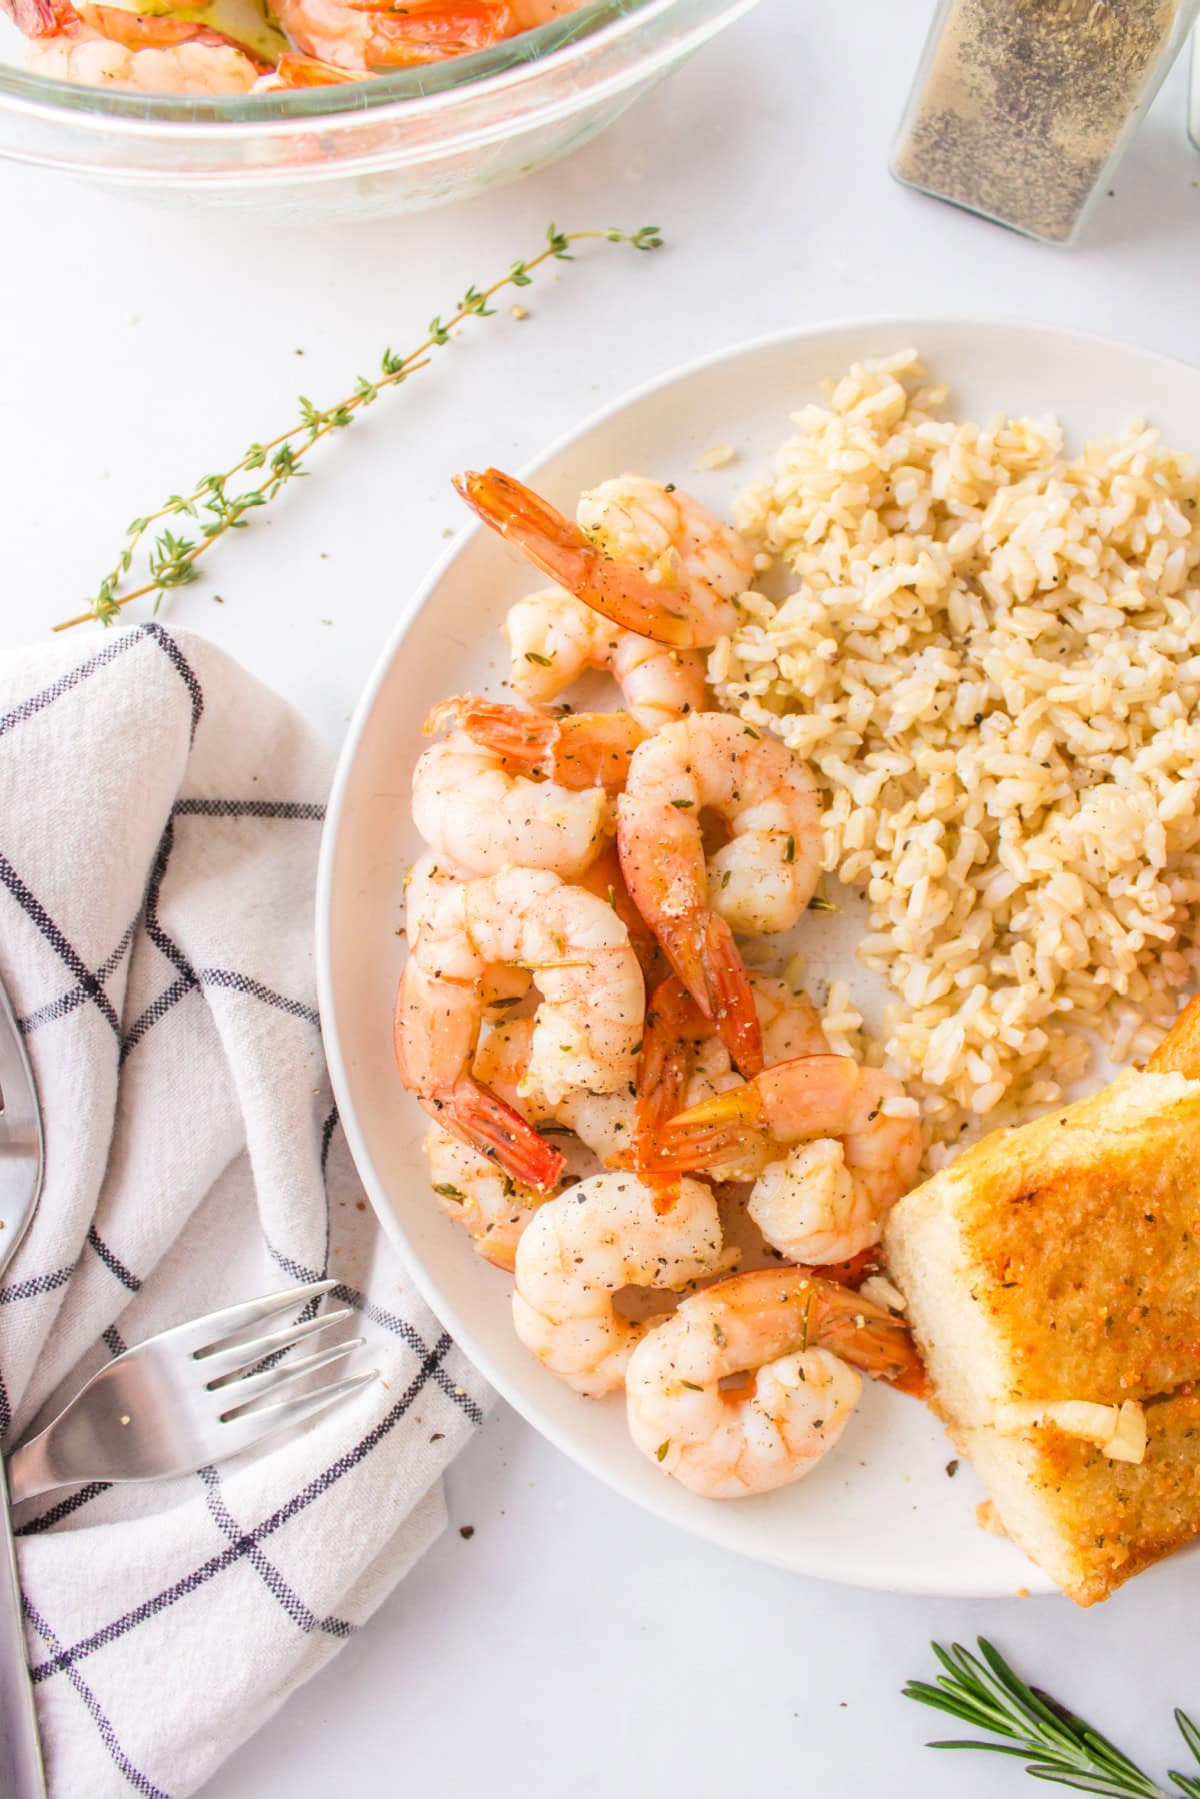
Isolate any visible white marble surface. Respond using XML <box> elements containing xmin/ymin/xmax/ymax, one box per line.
<box><xmin>3</xmin><ymin>3</ymin><xmax>1200</xmax><ymax>1794</ymax></box>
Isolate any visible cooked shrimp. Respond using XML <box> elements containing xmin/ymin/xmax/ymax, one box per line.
<box><xmin>505</xmin><ymin>587</ymin><xmax>709</xmax><ymax>730</ymax></box>
<box><xmin>633</xmin><ymin>973</ymin><xmax>828</xmax><ymax>1188</ymax></box>
<box><xmin>617</xmin><ymin>713</ymin><xmax>822</xmax><ymax>1076</ymax></box>
<box><xmin>511</xmin><ymin>1171</ymin><xmax>737</xmax><ymax>1397</ymax></box>
<box><xmin>576</xmin><ymin>841</ymin><xmax>660</xmax><ymax>978</ymax></box>
<box><xmin>625</xmin><ymin>1266</ymin><xmax>922</xmax><ymax>1496</ymax></box>
<box><xmin>507</xmin><ymin>0</ymin><xmax>577</xmax><ymax>23</ymax></box>
<box><xmin>424</xmin><ymin>1125</ymin><xmax>548</xmax><ymax>1272</ymax></box>
<box><xmin>394</xmin><ymin>866</ymin><xmax>643</xmax><ymax>1189</ymax></box>
<box><xmin>405</xmin><ymin>851</ymin><xmax>530</xmax><ymax>1007</ymax></box>
<box><xmin>10</xmin><ymin>0</ymin><xmax>262</xmax><ymax>90</ymax></box>
<box><xmin>270</xmin><ymin>0</ymin><xmax>511</xmax><ymax>73</ymax></box>
<box><xmin>646</xmin><ymin>1054</ymin><xmax>924</xmax><ymax>1265</ymax></box>
<box><xmin>254</xmin><ymin>51</ymin><xmax>357</xmax><ymax>87</ymax></box>
<box><xmin>473</xmin><ymin>1015</ymin><xmax>635</xmax><ymax>1168</ymax></box>
<box><xmin>413</xmin><ymin>714</ymin><xmax>611</xmax><ymax>880</ymax></box>
<box><xmin>434</xmin><ymin>695</ymin><xmax>645</xmax><ymax>794</ymax></box>
<box><xmin>454</xmin><ymin>470</ymin><xmax>755</xmax><ymax>649</ymax></box>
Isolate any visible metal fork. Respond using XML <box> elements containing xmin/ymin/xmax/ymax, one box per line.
<box><xmin>7</xmin><ymin>1279</ymin><xmax>377</xmax><ymax>1504</ymax></box>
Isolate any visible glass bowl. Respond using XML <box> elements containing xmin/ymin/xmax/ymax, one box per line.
<box><xmin>0</xmin><ymin>0</ymin><xmax>756</xmax><ymax>220</ymax></box>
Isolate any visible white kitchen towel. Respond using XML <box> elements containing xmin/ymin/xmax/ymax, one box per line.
<box><xmin>0</xmin><ymin>622</ymin><xmax>491</xmax><ymax>1799</ymax></box>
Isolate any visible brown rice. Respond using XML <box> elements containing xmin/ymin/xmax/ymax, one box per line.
<box><xmin>710</xmin><ymin>351</ymin><xmax>1200</xmax><ymax>1160</ymax></box>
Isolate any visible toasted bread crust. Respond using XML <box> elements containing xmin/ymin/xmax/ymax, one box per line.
<box><xmin>892</xmin><ymin>1071</ymin><xmax>1200</xmax><ymax>1412</ymax></box>
<box><xmin>954</xmin><ymin>1395</ymin><xmax>1200</xmax><ymax>1605</ymax></box>
<box><xmin>884</xmin><ymin>1039</ymin><xmax>1200</xmax><ymax>1604</ymax></box>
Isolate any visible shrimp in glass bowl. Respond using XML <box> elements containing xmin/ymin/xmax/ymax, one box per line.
<box><xmin>625</xmin><ymin>1267</ymin><xmax>923</xmax><ymax>1497</ymax></box>
<box><xmin>8</xmin><ymin>0</ymin><xmax>264</xmax><ymax>90</ymax></box>
<box><xmin>511</xmin><ymin>1169</ymin><xmax>738</xmax><ymax>1398</ymax></box>
<box><xmin>454</xmin><ymin>470</ymin><xmax>756</xmax><ymax>648</ymax></box>
<box><xmin>268</xmin><ymin>0</ymin><xmax>511</xmax><ymax>75</ymax></box>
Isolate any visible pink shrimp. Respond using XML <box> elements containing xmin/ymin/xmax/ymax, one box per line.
<box><xmin>394</xmin><ymin>866</ymin><xmax>644</xmax><ymax>1192</ymax></box>
<box><xmin>8</xmin><ymin>0</ymin><xmax>265</xmax><ymax>91</ymax></box>
<box><xmin>269</xmin><ymin>0</ymin><xmax>512</xmax><ymax>73</ymax></box>
<box><xmin>429</xmin><ymin>695</ymin><xmax>646</xmax><ymax>795</ymax></box>
<box><xmin>616</xmin><ymin>713</ymin><xmax>822</xmax><ymax>1079</ymax></box>
<box><xmin>643</xmin><ymin>1053</ymin><xmax>924</xmax><ymax>1265</ymax></box>
<box><xmin>453</xmin><ymin>469</ymin><xmax>755</xmax><ymax>649</ymax></box>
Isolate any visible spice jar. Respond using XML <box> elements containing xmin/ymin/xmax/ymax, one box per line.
<box><xmin>892</xmin><ymin>0</ymin><xmax>1200</xmax><ymax>244</ymax></box>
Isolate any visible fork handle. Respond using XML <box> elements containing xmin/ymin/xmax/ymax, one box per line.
<box><xmin>0</xmin><ymin>1457</ymin><xmax>46</xmax><ymax>1798</ymax></box>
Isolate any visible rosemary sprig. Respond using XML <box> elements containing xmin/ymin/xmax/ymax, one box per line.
<box><xmin>905</xmin><ymin>1639</ymin><xmax>1200</xmax><ymax>1798</ymax></box>
<box><xmin>55</xmin><ymin>221</ymin><xmax>663</xmax><ymax>634</ymax></box>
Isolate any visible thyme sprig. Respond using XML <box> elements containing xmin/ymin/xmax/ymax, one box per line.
<box><xmin>55</xmin><ymin>222</ymin><xmax>663</xmax><ymax>634</ymax></box>
<box><xmin>905</xmin><ymin>1639</ymin><xmax>1200</xmax><ymax>1797</ymax></box>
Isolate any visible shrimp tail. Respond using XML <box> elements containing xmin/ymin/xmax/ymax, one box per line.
<box><xmin>422</xmin><ymin>1079</ymin><xmax>565</xmax><ymax>1193</ymax></box>
<box><xmin>656</xmin><ymin>912</ymin><xmax>763</xmax><ymax>1077</ymax></box>
<box><xmin>454</xmin><ymin>469</ymin><xmax>694</xmax><ymax>650</ymax></box>
<box><xmin>632</xmin><ymin>975</ymin><xmax>710</xmax><ymax>1207</ymax></box>
<box><xmin>425</xmin><ymin>694</ymin><xmax>554</xmax><ymax>759</ymax></box>
<box><xmin>267</xmin><ymin>50</ymin><xmax>357</xmax><ymax>82</ymax></box>
<box><xmin>2</xmin><ymin>0</ymin><xmax>63</xmax><ymax>32</ymax></box>
<box><xmin>804</xmin><ymin>1275</ymin><xmax>926</xmax><ymax>1396</ymax></box>
<box><xmin>644</xmin><ymin>1080</ymin><xmax>770</xmax><ymax>1176</ymax></box>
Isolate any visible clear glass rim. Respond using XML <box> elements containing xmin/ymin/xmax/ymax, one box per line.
<box><xmin>0</xmin><ymin>0</ymin><xmax>685</xmax><ymax>130</ymax></box>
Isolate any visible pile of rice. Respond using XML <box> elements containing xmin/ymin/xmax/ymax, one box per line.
<box><xmin>710</xmin><ymin>351</ymin><xmax>1200</xmax><ymax>1160</ymax></box>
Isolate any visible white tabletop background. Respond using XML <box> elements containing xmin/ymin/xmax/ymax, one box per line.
<box><xmin>3</xmin><ymin>3</ymin><xmax>1200</xmax><ymax>1794</ymax></box>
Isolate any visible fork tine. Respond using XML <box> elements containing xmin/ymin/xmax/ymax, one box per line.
<box><xmin>198</xmin><ymin>1308</ymin><xmax>353</xmax><ymax>1385</ymax></box>
<box><xmin>215</xmin><ymin>1370</ymin><xmax>378</xmax><ymax>1457</ymax></box>
<box><xmin>163</xmin><ymin>1280</ymin><xmax>339</xmax><ymax>1359</ymax></box>
<box><xmin>213</xmin><ymin>1336</ymin><xmax>366</xmax><ymax>1414</ymax></box>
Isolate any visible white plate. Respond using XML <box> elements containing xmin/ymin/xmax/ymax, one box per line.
<box><xmin>317</xmin><ymin>317</ymin><xmax>1200</xmax><ymax>1597</ymax></box>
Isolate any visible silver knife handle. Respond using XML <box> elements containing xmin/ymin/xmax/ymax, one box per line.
<box><xmin>0</xmin><ymin>1457</ymin><xmax>47</xmax><ymax>1798</ymax></box>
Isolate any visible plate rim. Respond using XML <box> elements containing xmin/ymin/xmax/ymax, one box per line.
<box><xmin>316</xmin><ymin>313</ymin><xmax>1200</xmax><ymax>1597</ymax></box>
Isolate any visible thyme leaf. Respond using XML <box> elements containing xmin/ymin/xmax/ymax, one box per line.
<box><xmin>57</xmin><ymin>221</ymin><xmax>664</xmax><ymax>633</ymax></box>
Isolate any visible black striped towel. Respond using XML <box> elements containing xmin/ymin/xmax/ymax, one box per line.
<box><xmin>0</xmin><ymin>624</ymin><xmax>489</xmax><ymax>1798</ymax></box>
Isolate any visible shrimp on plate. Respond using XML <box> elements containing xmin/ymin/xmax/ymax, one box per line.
<box><xmin>394</xmin><ymin>866</ymin><xmax>643</xmax><ymax>1190</ymax></box>
<box><xmin>645</xmin><ymin>1054</ymin><xmax>924</xmax><ymax>1267</ymax></box>
<box><xmin>434</xmin><ymin>694</ymin><xmax>645</xmax><ymax>794</ymax></box>
<box><xmin>632</xmin><ymin>972</ymin><xmax>828</xmax><ymax>1186</ymax></box>
<box><xmin>454</xmin><ymin>470</ymin><xmax>756</xmax><ymax>649</ymax></box>
<box><xmin>511</xmin><ymin>1170</ymin><xmax>737</xmax><ymax>1397</ymax></box>
<box><xmin>575</xmin><ymin>841</ymin><xmax>660</xmax><ymax>978</ymax></box>
<box><xmin>413</xmin><ymin>702</ymin><xmax>613</xmax><ymax>881</ymax></box>
<box><xmin>625</xmin><ymin>1266</ymin><xmax>923</xmax><ymax>1497</ymax></box>
<box><xmin>505</xmin><ymin>587</ymin><xmax>709</xmax><ymax>730</ymax></box>
<box><xmin>617</xmin><ymin>713</ymin><xmax>822</xmax><ymax>1077</ymax></box>
<box><xmin>8</xmin><ymin>0</ymin><xmax>265</xmax><ymax>90</ymax></box>
<box><xmin>269</xmin><ymin>0</ymin><xmax>512</xmax><ymax>74</ymax></box>
<box><xmin>405</xmin><ymin>851</ymin><xmax>530</xmax><ymax>1007</ymax></box>
<box><xmin>472</xmin><ymin>1014</ymin><xmax>636</xmax><ymax>1169</ymax></box>
<box><xmin>424</xmin><ymin>1125</ymin><xmax>549</xmax><ymax>1272</ymax></box>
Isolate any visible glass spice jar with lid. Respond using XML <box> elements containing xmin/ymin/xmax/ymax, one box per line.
<box><xmin>892</xmin><ymin>0</ymin><xmax>1200</xmax><ymax>244</ymax></box>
